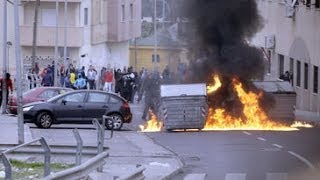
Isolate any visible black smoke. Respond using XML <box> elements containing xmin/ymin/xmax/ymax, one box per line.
<box><xmin>179</xmin><ymin>0</ymin><xmax>269</xmax><ymax>115</ymax></box>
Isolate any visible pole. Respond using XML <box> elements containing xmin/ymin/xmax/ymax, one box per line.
<box><xmin>31</xmin><ymin>0</ymin><xmax>40</xmax><ymax>70</ymax></box>
<box><xmin>162</xmin><ymin>0</ymin><xmax>165</xmax><ymax>29</ymax></box>
<box><xmin>153</xmin><ymin>0</ymin><xmax>157</xmax><ymax>69</ymax></box>
<box><xmin>2</xmin><ymin>0</ymin><xmax>8</xmax><ymax>114</ymax></box>
<box><xmin>14</xmin><ymin>0</ymin><xmax>25</xmax><ymax>144</ymax></box>
<box><xmin>134</xmin><ymin>38</ymin><xmax>137</xmax><ymax>71</ymax></box>
<box><xmin>54</xmin><ymin>0</ymin><xmax>59</xmax><ymax>86</ymax></box>
<box><xmin>63</xmin><ymin>0</ymin><xmax>68</xmax><ymax>87</ymax></box>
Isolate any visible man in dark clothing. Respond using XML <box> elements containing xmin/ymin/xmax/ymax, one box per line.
<box><xmin>0</xmin><ymin>73</ymin><xmax>13</xmax><ymax>108</ymax></box>
<box><xmin>141</xmin><ymin>72</ymin><xmax>161</xmax><ymax>121</ymax></box>
<box><xmin>41</xmin><ymin>69</ymin><xmax>53</xmax><ymax>86</ymax></box>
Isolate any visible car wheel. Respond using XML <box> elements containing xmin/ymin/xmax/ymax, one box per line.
<box><xmin>106</xmin><ymin>114</ymin><xmax>123</xmax><ymax>130</ymax></box>
<box><xmin>35</xmin><ymin>112</ymin><xmax>53</xmax><ymax>129</ymax></box>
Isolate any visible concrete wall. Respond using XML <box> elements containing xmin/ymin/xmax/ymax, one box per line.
<box><xmin>252</xmin><ymin>0</ymin><xmax>320</xmax><ymax>114</ymax></box>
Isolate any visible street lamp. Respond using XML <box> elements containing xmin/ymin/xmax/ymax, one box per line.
<box><xmin>6</xmin><ymin>41</ymin><xmax>12</xmax><ymax>72</ymax></box>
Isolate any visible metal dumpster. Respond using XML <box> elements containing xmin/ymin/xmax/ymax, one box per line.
<box><xmin>160</xmin><ymin>83</ymin><xmax>208</xmax><ymax>130</ymax></box>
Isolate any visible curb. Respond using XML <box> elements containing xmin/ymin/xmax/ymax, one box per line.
<box><xmin>143</xmin><ymin>133</ymin><xmax>185</xmax><ymax>180</ymax></box>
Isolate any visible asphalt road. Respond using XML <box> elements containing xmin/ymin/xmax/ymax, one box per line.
<box><xmin>146</xmin><ymin>128</ymin><xmax>320</xmax><ymax>180</ymax></box>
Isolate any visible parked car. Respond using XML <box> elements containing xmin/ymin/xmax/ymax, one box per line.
<box><xmin>23</xmin><ymin>90</ymin><xmax>132</xmax><ymax>130</ymax></box>
<box><xmin>8</xmin><ymin>87</ymin><xmax>73</xmax><ymax>114</ymax></box>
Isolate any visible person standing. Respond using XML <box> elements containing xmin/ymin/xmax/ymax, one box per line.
<box><xmin>59</xmin><ymin>64</ymin><xmax>66</xmax><ymax>87</ymax></box>
<box><xmin>73</xmin><ymin>74</ymin><xmax>87</xmax><ymax>89</ymax></box>
<box><xmin>87</xmin><ymin>65</ymin><xmax>97</xmax><ymax>90</ymax></box>
<box><xmin>41</xmin><ymin>69</ymin><xmax>53</xmax><ymax>87</ymax></box>
<box><xmin>103</xmin><ymin>69</ymin><xmax>114</xmax><ymax>92</ymax></box>
<box><xmin>0</xmin><ymin>73</ymin><xmax>13</xmax><ymax>108</ymax></box>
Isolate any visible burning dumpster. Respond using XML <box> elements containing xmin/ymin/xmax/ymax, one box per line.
<box><xmin>253</xmin><ymin>81</ymin><xmax>296</xmax><ymax>123</ymax></box>
<box><xmin>160</xmin><ymin>83</ymin><xmax>208</xmax><ymax>131</ymax></box>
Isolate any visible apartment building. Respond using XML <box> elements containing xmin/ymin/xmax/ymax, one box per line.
<box><xmin>0</xmin><ymin>1</ymin><xmax>15</xmax><ymax>74</ymax></box>
<box><xmin>252</xmin><ymin>0</ymin><xmax>320</xmax><ymax>114</ymax></box>
<box><xmin>18</xmin><ymin>0</ymin><xmax>141</xmax><ymax>73</ymax></box>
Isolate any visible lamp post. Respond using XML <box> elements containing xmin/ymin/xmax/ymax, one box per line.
<box><xmin>6</xmin><ymin>41</ymin><xmax>12</xmax><ymax>72</ymax></box>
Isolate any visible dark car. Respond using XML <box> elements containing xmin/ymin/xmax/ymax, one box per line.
<box><xmin>8</xmin><ymin>87</ymin><xmax>73</xmax><ymax>114</ymax></box>
<box><xmin>23</xmin><ymin>90</ymin><xmax>132</xmax><ymax>130</ymax></box>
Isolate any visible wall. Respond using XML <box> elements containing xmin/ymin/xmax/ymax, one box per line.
<box><xmin>252</xmin><ymin>0</ymin><xmax>320</xmax><ymax>113</ymax></box>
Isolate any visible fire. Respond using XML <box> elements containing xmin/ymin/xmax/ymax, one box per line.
<box><xmin>139</xmin><ymin>110</ymin><xmax>163</xmax><ymax>132</ymax></box>
<box><xmin>204</xmin><ymin>77</ymin><xmax>298</xmax><ymax>131</ymax></box>
<box><xmin>207</xmin><ymin>75</ymin><xmax>222</xmax><ymax>94</ymax></box>
<box><xmin>291</xmin><ymin>121</ymin><xmax>313</xmax><ymax>128</ymax></box>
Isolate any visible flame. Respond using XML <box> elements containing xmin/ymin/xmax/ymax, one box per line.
<box><xmin>204</xmin><ymin>78</ymin><xmax>298</xmax><ymax>131</ymax></box>
<box><xmin>291</xmin><ymin>121</ymin><xmax>313</xmax><ymax>128</ymax></box>
<box><xmin>207</xmin><ymin>75</ymin><xmax>222</xmax><ymax>94</ymax></box>
<box><xmin>139</xmin><ymin>110</ymin><xmax>163</xmax><ymax>132</ymax></box>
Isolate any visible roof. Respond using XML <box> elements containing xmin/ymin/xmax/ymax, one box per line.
<box><xmin>253</xmin><ymin>81</ymin><xmax>296</xmax><ymax>93</ymax></box>
<box><xmin>131</xmin><ymin>28</ymin><xmax>181</xmax><ymax>48</ymax></box>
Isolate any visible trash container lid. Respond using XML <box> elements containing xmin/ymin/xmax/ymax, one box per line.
<box><xmin>161</xmin><ymin>83</ymin><xmax>207</xmax><ymax>97</ymax></box>
<box><xmin>253</xmin><ymin>81</ymin><xmax>295</xmax><ymax>93</ymax></box>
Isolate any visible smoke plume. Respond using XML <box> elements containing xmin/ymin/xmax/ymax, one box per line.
<box><xmin>180</xmin><ymin>0</ymin><xmax>268</xmax><ymax>115</ymax></box>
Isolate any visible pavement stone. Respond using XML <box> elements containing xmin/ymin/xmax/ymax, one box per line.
<box><xmin>0</xmin><ymin>113</ymin><xmax>183</xmax><ymax>179</ymax></box>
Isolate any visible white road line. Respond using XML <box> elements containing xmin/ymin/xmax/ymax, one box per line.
<box><xmin>272</xmin><ymin>144</ymin><xmax>283</xmax><ymax>149</ymax></box>
<box><xmin>288</xmin><ymin>151</ymin><xmax>316</xmax><ymax>170</ymax></box>
<box><xmin>243</xmin><ymin>131</ymin><xmax>251</xmax><ymax>135</ymax></box>
<box><xmin>225</xmin><ymin>173</ymin><xmax>246</xmax><ymax>180</ymax></box>
<box><xmin>184</xmin><ymin>173</ymin><xmax>206</xmax><ymax>180</ymax></box>
<box><xmin>257</xmin><ymin>137</ymin><xmax>267</xmax><ymax>141</ymax></box>
<box><xmin>266</xmin><ymin>173</ymin><xmax>288</xmax><ymax>180</ymax></box>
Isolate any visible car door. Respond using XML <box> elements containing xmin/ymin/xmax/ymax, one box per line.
<box><xmin>53</xmin><ymin>92</ymin><xmax>87</xmax><ymax>122</ymax></box>
<box><xmin>83</xmin><ymin>92</ymin><xmax>110</xmax><ymax>121</ymax></box>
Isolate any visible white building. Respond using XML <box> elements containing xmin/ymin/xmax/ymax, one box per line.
<box><xmin>1</xmin><ymin>0</ymin><xmax>141</xmax><ymax>76</ymax></box>
<box><xmin>252</xmin><ymin>0</ymin><xmax>320</xmax><ymax>115</ymax></box>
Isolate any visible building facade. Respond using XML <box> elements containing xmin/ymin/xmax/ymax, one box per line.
<box><xmin>19</xmin><ymin>0</ymin><xmax>141</xmax><ymax>73</ymax></box>
<box><xmin>252</xmin><ymin>0</ymin><xmax>320</xmax><ymax>114</ymax></box>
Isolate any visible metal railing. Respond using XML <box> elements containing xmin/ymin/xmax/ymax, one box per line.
<box><xmin>0</xmin><ymin>137</ymin><xmax>51</xmax><ymax>180</ymax></box>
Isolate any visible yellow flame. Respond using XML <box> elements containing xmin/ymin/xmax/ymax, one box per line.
<box><xmin>204</xmin><ymin>79</ymin><xmax>298</xmax><ymax>131</ymax></box>
<box><xmin>139</xmin><ymin>110</ymin><xmax>163</xmax><ymax>132</ymax></box>
<box><xmin>207</xmin><ymin>75</ymin><xmax>222</xmax><ymax>94</ymax></box>
<box><xmin>291</xmin><ymin>121</ymin><xmax>313</xmax><ymax>128</ymax></box>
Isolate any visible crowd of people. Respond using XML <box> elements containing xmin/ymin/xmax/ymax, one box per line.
<box><xmin>24</xmin><ymin>61</ymin><xmax>187</xmax><ymax>121</ymax></box>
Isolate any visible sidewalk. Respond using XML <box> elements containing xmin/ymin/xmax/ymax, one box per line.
<box><xmin>0</xmin><ymin>114</ymin><xmax>183</xmax><ymax>179</ymax></box>
<box><xmin>295</xmin><ymin>110</ymin><xmax>320</xmax><ymax>124</ymax></box>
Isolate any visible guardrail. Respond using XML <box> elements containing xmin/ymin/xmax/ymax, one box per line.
<box><xmin>44</xmin><ymin>151</ymin><xmax>109</xmax><ymax>180</ymax></box>
<box><xmin>0</xmin><ymin>137</ymin><xmax>51</xmax><ymax>180</ymax></box>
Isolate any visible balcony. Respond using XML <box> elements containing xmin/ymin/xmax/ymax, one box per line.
<box><xmin>20</xmin><ymin>26</ymin><xmax>83</xmax><ymax>47</ymax></box>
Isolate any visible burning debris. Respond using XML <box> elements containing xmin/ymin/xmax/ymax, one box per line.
<box><xmin>139</xmin><ymin>110</ymin><xmax>163</xmax><ymax>132</ymax></box>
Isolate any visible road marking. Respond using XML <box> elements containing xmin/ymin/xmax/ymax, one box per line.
<box><xmin>288</xmin><ymin>151</ymin><xmax>315</xmax><ymax>170</ymax></box>
<box><xmin>257</xmin><ymin>137</ymin><xmax>267</xmax><ymax>141</ymax></box>
<box><xmin>225</xmin><ymin>173</ymin><xmax>246</xmax><ymax>180</ymax></box>
<box><xmin>243</xmin><ymin>131</ymin><xmax>251</xmax><ymax>135</ymax></box>
<box><xmin>272</xmin><ymin>144</ymin><xmax>283</xmax><ymax>149</ymax></box>
<box><xmin>266</xmin><ymin>173</ymin><xmax>288</xmax><ymax>180</ymax></box>
<box><xmin>184</xmin><ymin>173</ymin><xmax>206</xmax><ymax>180</ymax></box>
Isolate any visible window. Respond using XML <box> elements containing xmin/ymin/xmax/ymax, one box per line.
<box><xmin>58</xmin><ymin>47</ymin><xmax>70</xmax><ymax>57</ymax></box>
<box><xmin>63</xmin><ymin>92</ymin><xmax>86</xmax><ymax>103</ymax></box>
<box><xmin>88</xmin><ymin>93</ymin><xmax>109</xmax><ymax>103</ymax></box>
<box><xmin>39</xmin><ymin>90</ymin><xmax>59</xmax><ymax>100</ymax></box>
<box><xmin>304</xmin><ymin>63</ymin><xmax>309</xmax><ymax>89</ymax></box>
<box><xmin>290</xmin><ymin>58</ymin><xmax>294</xmax><ymax>85</ymax></box>
<box><xmin>152</xmin><ymin>54</ymin><xmax>160</xmax><ymax>63</ymax></box>
<box><xmin>314</xmin><ymin>66</ymin><xmax>319</xmax><ymax>93</ymax></box>
<box><xmin>130</xmin><ymin>3</ymin><xmax>134</xmax><ymax>20</ymax></box>
<box><xmin>121</xmin><ymin>5</ymin><xmax>125</xmax><ymax>22</ymax></box>
<box><xmin>297</xmin><ymin>60</ymin><xmax>301</xmax><ymax>87</ymax></box>
<box><xmin>41</xmin><ymin>9</ymin><xmax>56</xmax><ymax>26</ymax></box>
<box><xmin>84</xmin><ymin>8</ymin><xmax>88</xmax><ymax>26</ymax></box>
<box><xmin>109</xmin><ymin>95</ymin><xmax>121</xmax><ymax>104</ymax></box>
<box><xmin>316</xmin><ymin>0</ymin><xmax>320</xmax><ymax>8</ymax></box>
<box><xmin>278</xmin><ymin>54</ymin><xmax>284</xmax><ymax>77</ymax></box>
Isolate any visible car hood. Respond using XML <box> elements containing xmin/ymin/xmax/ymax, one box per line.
<box><xmin>23</xmin><ymin>101</ymin><xmax>46</xmax><ymax>107</ymax></box>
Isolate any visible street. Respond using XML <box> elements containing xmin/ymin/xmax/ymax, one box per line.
<box><xmin>25</xmin><ymin>102</ymin><xmax>320</xmax><ymax>180</ymax></box>
<box><xmin>147</xmin><ymin>128</ymin><xmax>320</xmax><ymax>180</ymax></box>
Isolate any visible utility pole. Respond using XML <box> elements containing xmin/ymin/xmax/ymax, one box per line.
<box><xmin>31</xmin><ymin>0</ymin><xmax>40</xmax><ymax>70</ymax></box>
<box><xmin>153</xmin><ymin>0</ymin><xmax>158</xmax><ymax>69</ymax></box>
<box><xmin>2</xmin><ymin>0</ymin><xmax>8</xmax><ymax>114</ymax></box>
<box><xmin>54</xmin><ymin>0</ymin><xmax>59</xmax><ymax>86</ymax></box>
<box><xmin>63</xmin><ymin>0</ymin><xmax>68</xmax><ymax>87</ymax></box>
<box><xmin>14</xmin><ymin>0</ymin><xmax>25</xmax><ymax>144</ymax></box>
